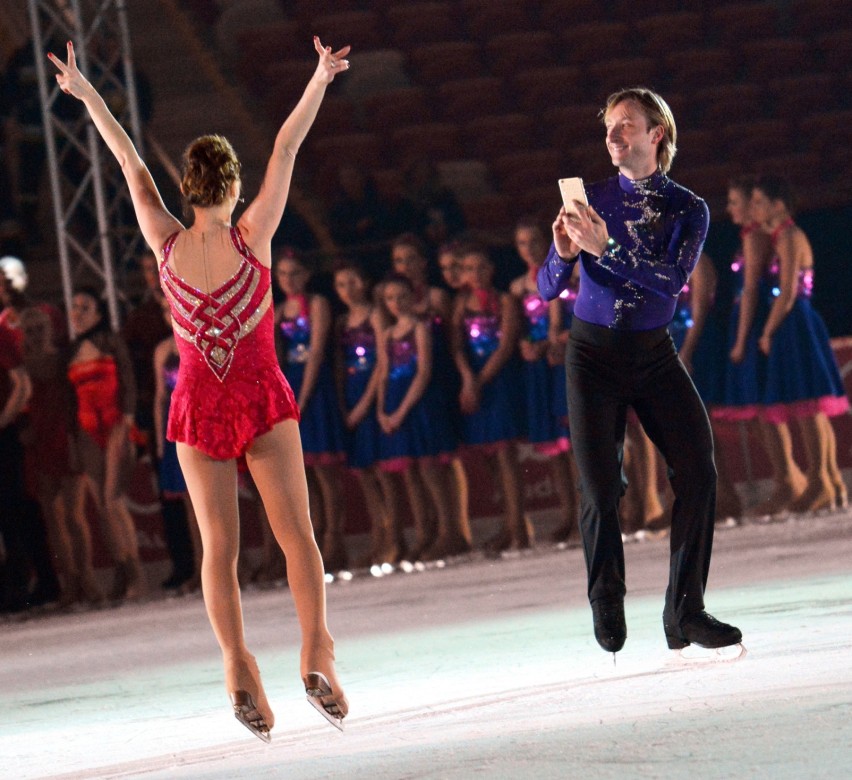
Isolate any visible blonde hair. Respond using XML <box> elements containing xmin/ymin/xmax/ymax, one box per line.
<box><xmin>602</xmin><ymin>87</ymin><xmax>677</xmax><ymax>174</ymax></box>
<box><xmin>180</xmin><ymin>134</ymin><xmax>241</xmax><ymax>207</ymax></box>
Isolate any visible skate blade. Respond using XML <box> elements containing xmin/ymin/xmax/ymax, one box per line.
<box><xmin>672</xmin><ymin>643</ymin><xmax>747</xmax><ymax>664</ymax></box>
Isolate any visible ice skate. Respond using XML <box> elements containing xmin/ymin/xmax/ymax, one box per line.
<box><xmin>304</xmin><ymin>671</ymin><xmax>346</xmax><ymax>731</ymax></box>
<box><xmin>591</xmin><ymin>597</ymin><xmax>626</xmax><ymax>655</ymax></box>
<box><xmin>664</xmin><ymin>611</ymin><xmax>744</xmax><ymax>661</ymax></box>
<box><xmin>230</xmin><ymin>690</ymin><xmax>271</xmax><ymax>743</ymax></box>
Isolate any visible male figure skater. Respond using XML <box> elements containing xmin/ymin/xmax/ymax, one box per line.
<box><xmin>537</xmin><ymin>88</ymin><xmax>742</xmax><ymax>655</ymax></box>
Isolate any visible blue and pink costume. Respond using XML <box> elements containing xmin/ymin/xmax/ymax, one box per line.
<box><xmin>340</xmin><ymin>317</ymin><xmax>381</xmax><ymax>469</ymax></box>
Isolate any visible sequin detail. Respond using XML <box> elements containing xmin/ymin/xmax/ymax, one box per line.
<box><xmin>161</xmin><ymin>228</ymin><xmax>270</xmax><ymax>382</ymax></box>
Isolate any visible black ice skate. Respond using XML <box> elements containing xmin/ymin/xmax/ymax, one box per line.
<box><xmin>664</xmin><ymin>611</ymin><xmax>742</xmax><ymax>649</ymax></box>
<box><xmin>591</xmin><ymin>597</ymin><xmax>626</xmax><ymax>654</ymax></box>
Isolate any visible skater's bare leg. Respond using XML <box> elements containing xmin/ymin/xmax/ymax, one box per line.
<box><xmin>176</xmin><ymin>443</ymin><xmax>274</xmax><ymax>728</ymax></box>
<box><xmin>244</xmin><ymin>420</ymin><xmax>347</xmax><ymax>715</ymax></box>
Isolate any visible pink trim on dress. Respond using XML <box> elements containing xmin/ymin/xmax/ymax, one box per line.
<box><xmin>711</xmin><ymin>405</ymin><xmax>763</xmax><ymax>423</ymax></box>
<box><xmin>762</xmin><ymin>395</ymin><xmax>850</xmax><ymax>424</ymax></box>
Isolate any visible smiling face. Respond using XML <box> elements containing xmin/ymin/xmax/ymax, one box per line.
<box><xmin>726</xmin><ymin>187</ymin><xmax>751</xmax><ymax>227</ymax></box>
<box><xmin>382</xmin><ymin>280</ymin><xmax>413</xmax><ymax>320</ymax></box>
<box><xmin>275</xmin><ymin>258</ymin><xmax>309</xmax><ymax>297</ymax></box>
<box><xmin>461</xmin><ymin>252</ymin><xmax>493</xmax><ymax>291</ymax></box>
<box><xmin>334</xmin><ymin>268</ymin><xmax>367</xmax><ymax>308</ymax></box>
<box><xmin>604</xmin><ymin>99</ymin><xmax>663</xmax><ymax>179</ymax></box>
<box><xmin>70</xmin><ymin>292</ymin><xmax>101</xmax><ymax>335</ymax></box>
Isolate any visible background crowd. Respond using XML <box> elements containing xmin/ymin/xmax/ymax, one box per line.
<box><xmin>1</xmin><ymin>164</ymin><xmax>849</xmax><ymax>616</ymax></box>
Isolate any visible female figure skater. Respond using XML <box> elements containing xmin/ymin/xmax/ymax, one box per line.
<box><xmin>49</xmin><ymin>36</ymin><xmax>349</xmax><ymax>739</ymax></box>
<box><xmin>390</xmin><ymin>234</ymin><xmax>471</xmax><ymax>558</ymax></box>
<box><xmin>332</xmin><ymin>260</ymin><xmax>403</xmax><ymax>566</ymax></box>
<box><xmin>716</xmin><ymin>177</ymin><xmax>807</xmax><ymax>516</ymax></box>
<box><xmin>509</xmin><ymin>218</ymin><xmax>578</xmax><ymax>542</ymax></box>
<box><xmin>376</xmin><ymin>274</ymin><xmax>457</xmax><ymax>560</ymax></box>
<box><xmin>452</xmin><ymin>244</ymin><xmax>528</xmax><ymax>552</ymax></box>
<box><xmin>751</xmin><ymin>175</ymin><xmax>848</xmax><ymax>512</ymax></box>
<box><xmin>274</xmin><ymin>250</ymin><xmax>348</xmax><ymax>571</ymax></box>
<box><xmin>66</xmin><ymin>287</ymin><xmax>144</xmax><ymax>601</ymax></box>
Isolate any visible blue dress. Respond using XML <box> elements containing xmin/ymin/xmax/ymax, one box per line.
<box><xmin>378</xmin><ymin>326</ymin><xmax>456</xmax><ymax>468</ymax></box>
<box><xmin>158</xmin><ymin>350</ymin><xmax>186</xmax><ymax>495</ymax></box>
<box><xmin>277</xmin><ymin>297</ymin><xmax>346</xmax><ymax>464</ymax></box>
<box><xmin>716</xmin><ymin>245</ymin><xmax>768</xmax><ymax>421</ymax></box>
<box><xmin>552</xmin><ymin>285</ymin><xmax>577</xmax><ymax>425</ymax></box>
<box><xmin>670</xmin><ymin>280</ymin><xmax>726</xmax><ymax>406</ymax></box>
<box><xmin>520</xmin><ymin>289</ymin><xmax>568</xmax><ymax>450</ymax></box>
<box><xmin>761</xmin><ymin>259</ymin><xmax>849</xmax><ymax>423</ymax></box>
<box><xmin>340</xmin><ymin>317</ymin><xmax>381</xmax><ymax>469</ymax></box>
<box><xmin>460</xmin><ymin>298</ymin><xmax>526</xmax><ymax>446</ymax></box>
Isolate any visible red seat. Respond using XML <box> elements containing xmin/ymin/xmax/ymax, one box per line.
<box><xmin>465</xmin><ymin>114</ymin><xmax>537</xmax><ymax>159</ymax></box>
<box><xmin>768</xmin><ymin>74</ymin><xmax>840</xmax><ymax>123</ymax></box>
<box><xmin>614</xmin><ymin>0</ymin><xmax>683</xmax><ymax>22</ymax></box>
<box><xmin>788</xmin><ymin>0</ymin><xmax>852</xmax><ymax>38</ymax></box>
<box><xmin>741</xmin><ymin>38</ymin><xmax>810</xmax><ymax>82</ymax></box>
<box><xmin>391</xmin><ymin>122</ymin><xmax>464</xmax><ymax>165</ymax></box>
<box><xmin>709</xmin><ymin>3</ymin><xmax>781</xmax><ymax>46</ymax></box>
<box><xmin>309</xmin><ymin>133</ymin><xmax>383</xmax><ymax>171</ymax></box>
<box><xmin>722</xmin><ymin>120</ymin><xmax>794</xmax><ymax>165</ymax></box>
<box><xmin>460</xmin><ymin>0</ymin><xmax>533</xmax><ymax>40</ymax></box>
<box><xmin>799</xmin><ymin>110</ymin><xmax>852</xmax><ymax>153</ymax></box>
<box><xmin>758</xmin><ymin>153</ymin><xmax>823</xmax><ymax>189</ymax></box>
<box><xmin>512</xmin><ymin>66</ymin><xmax>584</xmax><ymax>113</ymax></box>
<box><xmin>362</xmin><ymin>87</ymin><xmax>433</xmax><ymax>133</ymax></box>
<box><xmin>674</xmin><ymin>162</ymin><xmax>739</xmax><ymax>207</ymax></box>
<box><xmin>543</xmin><ymin>104</ymin><xmax>606</xmax><ymax>151</ymax></box>
<box><xmin>635</xmin><ymin>12</ymin><xmax>706</xmax><ymax>56</ymax></box>
<box><xmin>515</xmin><ymin>186</ymin><xmax>561</xmax><ymax>224</ymax></box>
<box><xmin>409</xmin><ymin>41</ymin><xmax>484</xmax><ymax>85</ymax></box>
<box><xmin>818</xmin><ymin>30</ymin><xmax>852</xmax><ymax>73</ymax></box>
<box><xmin>561</xmin><ymin>22</ymin><xmax>630</xmax><ymax>66</ymax></box>
<box><xmin>565</xmin><ymin>141</ymin><xmax>616</xmax><ymax>183</ymax></box>
<box><xmin>588</xmin><ymin>57</ymin><xmax>660</xmax><ymax>94</ymax></box>
<box><xmin>234</xmin><ymin>21</ymin><xmax>304</xmax><ymax>85</ymax></box>
<box><xmin>664</xmin><ymin>48</ymin><xmax>738</xmax><ymax>94</ymax></box>
<box><xmin>309</xmin><ymin>94</ymin><xmax>359</xmax><ymax>139</ymax></box>
<box><xmin>485</xmin><ymin>31</ymin><xmax>557</xmax><ymax>77</ymax></box>
<box><xmin>674</xmin><ymin>129</ymin><xmax>720</xmax><ymax>168</ymax></box>
<box><xmin>263</xmin><ymin>60</ymin><xmax>317</xmax><ymax>118</ymax></box>
<box><xmin>386</xmin><ymin>2</ymin><xmax>460</xmax><ymax>47</ymax></box>
<box><xmin>437</xmin><ymin>77</ymin><xmax>506</xmax><ymax>121</ymax></box>
<box><xmin>311</xmin><ymin>10</ymin><xmax>382</xmax><ymax>51</ymax></box>
<box><xmin>537</xmin><ymin>0</ymin><xmax>608</xmax><ymax>29</ymax></box>
<box><xmin>493</xmin><ymin>149</ymin><xmax>564</xmax><ymax>198</ymax></box>
<box><xmin>693</xmin><ymin>83</ymin><xmax>766</xmax><ymax>129</ymax></box>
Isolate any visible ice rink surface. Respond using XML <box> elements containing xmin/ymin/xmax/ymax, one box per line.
<box><xmin>1</xmin><ymin>510</ymin><xmax>850</xmax><ymax>780</ymax></box>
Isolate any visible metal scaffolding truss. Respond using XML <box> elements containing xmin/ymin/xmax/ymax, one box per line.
<box><xmin>28</xmin><ymin>0</ymin><xmax>144</xmax><ymax>331</ymax></box>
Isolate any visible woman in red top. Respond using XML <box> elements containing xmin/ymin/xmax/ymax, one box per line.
<box><xmin>50</xmin><ymin>37</ymin><xmax>350</xmax><ymax>740</ymax></box>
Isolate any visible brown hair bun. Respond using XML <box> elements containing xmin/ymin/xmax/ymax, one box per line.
<box><xmin>180</xmin><ymin>134</ymin><xmax>241</xmax><ymax>208</ymax></box>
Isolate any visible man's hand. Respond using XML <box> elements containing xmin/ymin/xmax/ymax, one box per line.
<box><xmin>563</xmin><ymin>203</ymin><xmax>610</xmax><ymax>257</ymax></box>
<box><xmin>552</xmin><ymin>207</ymin><xmax>580</xmax><ymax>260</ymax></box>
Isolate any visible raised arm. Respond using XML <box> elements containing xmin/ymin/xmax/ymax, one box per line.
<box><xmin>48</xmin><ymin>42</ymin><xmax>182</xmax><ymax>254</ymax></box>
<box><xmin>238</xmin><ymin>38</ymin><xmax>350</xmax><ymax>250</ymax></box>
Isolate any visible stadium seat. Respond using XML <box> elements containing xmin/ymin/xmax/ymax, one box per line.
<box><xmin>460</xmin><ymin>0</ymin><xmax>533</xmax><ymax>40</ymax></box>
<box><xmin>311</xmin><ymin>10</ymin><xmax>382</xmax><ymax>51</ymax></box>
<box><xmin>537</xmin><ymin>0</ymin><xmax>608</xmax><ymax>29</ymax></box>
<box><xmin>693</xmin><ymin>83</ymin><xmax>766</xmax><ymax>129</ymax></box>
<box><xmin>561</xmin><ymin>22</ymin><xmax>630</xmax><ymax>66</ymax></box>
<box><xmin>664</xmin><ymin>48</ymin><xmax>738</xmax><ymax>95</ymax></box>
<box><xmin>409</xmin><ymin>41</ymin><xmax>484</xmax><ymax>85</ymax></box>
<box><xmin>543</xmin><ymin>104</ymin><xmax>606</xmax><ymax>152</ymax></box>
<box><xmin>709</xmin><ymin>3</ymin><xmax>781</xmax><ymax>46</ymax></box>
<box><xmin>768</xmin><ymin>74</ymin><xmax>839</xmax><ymax>123</ymax></box>
<box><xmin>512</xmin><ymin>66</ymin><xmax>585</xmax><ymax>113</ymax></box>
<box><xmin>723</xmin><ymin>119</ymin><xmax>794</xmax><ymax>165</ymax></box>
<box><xmin>635</xmin><ymin>12</ymin><xmax>705</xmax><ymax>56</ymax></box>
<box><xmin>362</xmin><ymin>87</ymin><xmax>433</xmax><ymax>134</ymax></box>
<box><xmin>437</xmin><ymin>77</ymin><xmax>506</xmax><ymax>121</ymax></box>
<box><xmin>588</xmin><ymin>57</ymin><xmax>660</xmax><ymax>95</ymax></box>
<box><xmin>464</xmin><ymin>114</ymin><xmax>537</xmax><ymax>159</ymax></box>
<box><xmin>485</xmin><ymin>31</ymin><xmax>557</xmax><ymax>77</ymax></box>
<box><xmin>386</xmin><ymin>3</ymin><xmax>460</xmax><ymax>47</ymax></box>
<box><xmin>391</xmin><ymin>122</ymin><xmax>464</xmax><ymax>165</ymax></box>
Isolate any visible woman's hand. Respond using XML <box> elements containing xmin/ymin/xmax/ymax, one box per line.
<box><xmin>47</xmin><ymin>41</ymin><xmax>93</xmax><ymax>101</ymax></box>
<box><xmin>563</xmin><ymin>204</ymin><xmax>610</xmax><ymax>257</ymax></box>
<box><xmin>729</xmin><ymin>342</ymin><xmax>745</xmax><ymax>364</ymax></box>
<box><xmin>519</xmin><ymin>339</ymin><xmax>546</xmax><ymax>362</ymax></box>
<box><xmin>758</xmin><ymin>333</ymin><xmax>772</xmax><ymax>356</ymax></box>
<box><xmin>313</xmin><ymin>36</ymin><xmax>351</xmax><ymax>84</ymax></box>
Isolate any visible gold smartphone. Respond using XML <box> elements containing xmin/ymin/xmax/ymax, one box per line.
<box><xmin>558</xmin><ymin>177</ymin><xmax>588</xmax><ymax>216</ymax></box>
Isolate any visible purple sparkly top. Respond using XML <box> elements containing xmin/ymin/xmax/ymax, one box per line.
<box><xmin>279</xmin><ymin>314</ymin><xmax>310</xmax><ymax>364</ymax></box>
<box><xmin>537</xmin><ymin>171</ymin><xmax>709</xmax><ymax>330</ymax></box>
<box><xmin>341</xmin><ymin>319</ymin><xmax>377</xmax><ymax>375</ymax></box>
<box><xmin>464</xmin><ymin>311</ymin><xmax>501</xmax><ymax>368</ymax></box>
<box><xmin>387</xmin><ymin>329</ymin><xmax>417</xmax><ymax>380</ymax></box>
<box><xmin>522</xmin><ymin>292</ymin><xmax>550</xmax><ymax>342</ymax></box>
<box><xmin>766</xmin><ymin>260</ymin><xmax>814</xmax><ymax>300</ymax></box>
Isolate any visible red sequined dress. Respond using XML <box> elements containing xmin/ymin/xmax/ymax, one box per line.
<box><xmin>160</xmin><ymin>226</ymin><xmax>299</xmax><ymax>460</ymax></box>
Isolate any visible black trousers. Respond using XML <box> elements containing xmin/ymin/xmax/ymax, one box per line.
<box><xmin>565</xmin><ymin>318</ymin><xmax>716</xmax><ymax>624</ymax></box>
